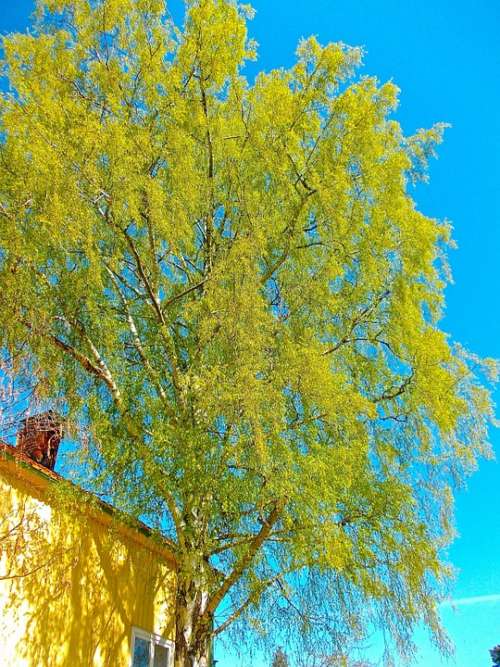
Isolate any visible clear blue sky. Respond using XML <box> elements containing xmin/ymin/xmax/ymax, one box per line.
<box><xmin>2</xmin><ymin>2</ymin><xmax>499</xmax><ymax>666</ymax></box>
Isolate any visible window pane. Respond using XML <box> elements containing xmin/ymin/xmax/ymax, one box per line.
<box><xmin>132</xmin><ymin>637</ymin><xmax>151</xmax><ymax>667</ymax></box>
<box><xmin>153</xmin><ymin>644</ymin><xmax>169</xmax><ymax>667</ymax></box>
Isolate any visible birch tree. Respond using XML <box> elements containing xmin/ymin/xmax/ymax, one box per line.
<box><xmin>0</xmin><ymin>1</ymin><xmax>496</xmax><ymax>665</ymax></box>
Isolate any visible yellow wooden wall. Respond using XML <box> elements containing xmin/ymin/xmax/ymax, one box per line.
<box><xmin>0</xmin><ymin>460</ymin><xmax>176</xmax><ymax>666</ymax></box>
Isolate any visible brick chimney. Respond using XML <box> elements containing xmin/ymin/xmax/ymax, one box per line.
<box><xmin>17</xmin><ymin>411</ymin><xmax>64</xmax><ymax>471</ymax></box>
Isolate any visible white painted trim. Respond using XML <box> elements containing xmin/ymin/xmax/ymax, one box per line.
<box><xmin>130</xmin><ymin>626</ymin><xmax>175</xmax><ymax>667</ymax></box>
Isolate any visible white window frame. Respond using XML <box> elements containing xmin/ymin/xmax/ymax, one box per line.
<box><xmin>130</xmin><ymin>626</ymin><xmax>175</xmax><ymax>667</ymax></box>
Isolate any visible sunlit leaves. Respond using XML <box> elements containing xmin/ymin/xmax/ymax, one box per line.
<box><xmin>0</xmin><ymin>1</ymin><xmax>496</xmax><ymax>663</ymax></box>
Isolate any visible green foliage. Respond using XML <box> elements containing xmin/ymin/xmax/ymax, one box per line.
<box><xmin>491</xmin><ymin>645</ymin><xmax>500</xmax><ymax>666</ymax></box>
<box><xmin>0</xmin><ymin>0</ymin><xmax>497</xmax><ymax>663</ymax></box>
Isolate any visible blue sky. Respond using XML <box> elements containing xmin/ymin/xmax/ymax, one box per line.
<box><xmin>1</xmin><ymin>2</ymin><xmax>499</xmax><ymax>666</ymax></box>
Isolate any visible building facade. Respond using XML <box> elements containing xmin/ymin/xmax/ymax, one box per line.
<box><xmin>0</xmin><ymin>427</ymin><xmax>177</xmax><ymax>667</ymax></box>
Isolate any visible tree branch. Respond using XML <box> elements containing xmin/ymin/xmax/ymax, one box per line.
<box><xmin>212</xmin><ymin>572</ymin><xmax>285</xmax><ymax>636</ymax></box>
<box><xmin>374</xmin><ymin>370</ymin><xmax>414</xmax><ymax>403</ymax></box>
<box><xmin>22</xmin><ymin>319</ymin><xmax>122</xmax><ymax>405</ymax></box>
<box><xmin>104</xmin><ymin>264</ymin><xmax>173</xmax><ymax>411</ymax></box>
<box><xmin>204</xmin><ymin>498</ymin><xmax>286</xmax><ymax>617</ymax></box>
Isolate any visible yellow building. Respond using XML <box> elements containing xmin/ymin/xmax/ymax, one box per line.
<box><xmin>0</xmin><ymin>424</ymin><xmax>177</xmax><ymax>667</ymax></box>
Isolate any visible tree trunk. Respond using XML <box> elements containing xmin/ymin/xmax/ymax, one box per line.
<box><xmin>174</xmin><ymin>641</ymin><xmax>210</xmax><ymax>667</ymax></box>
<box><xmin>174</xmin><ymin>575</ymin><xmax>212</xmax><ymax>667</ymax></box>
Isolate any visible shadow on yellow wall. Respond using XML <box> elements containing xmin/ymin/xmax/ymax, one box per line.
<box><xmin>0</xmin><ymin>468</ymin><xmax>176</xmax><ymax>667</ymax></box>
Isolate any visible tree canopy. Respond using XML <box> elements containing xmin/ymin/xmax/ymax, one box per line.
<box><xmin>0</xmin><ymin>1</ymin><xmax>497</xmax><ymax>665</ymax></box>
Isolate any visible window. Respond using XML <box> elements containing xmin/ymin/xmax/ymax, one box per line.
<box><xmin>131</xmin><ymin>627</ymin><xmax>174</xmax><ymax>667</ymax></box>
